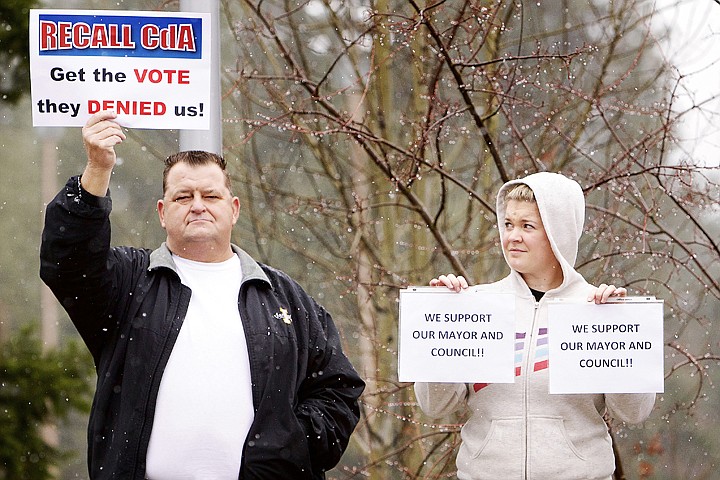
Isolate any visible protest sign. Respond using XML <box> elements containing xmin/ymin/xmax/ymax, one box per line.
<box><xmin>398</xmin><ymin>287</ymin><xmax>515</xmax><ymax>383</ymax></box>
<box><xmin>29</xmin><ymin>9</ymin><xmax>210</xmax><ymax>129</ymax></box>
<box><xmin>547</xmin><ymin>297</ymin><xmax>664</xmax><ymax>394</ymax></box>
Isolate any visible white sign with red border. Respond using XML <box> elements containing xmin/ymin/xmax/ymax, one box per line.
<box><xmin>29</xmin><ymin>9</ymin><xmax>210</xmax><ymax>129</ymax></box>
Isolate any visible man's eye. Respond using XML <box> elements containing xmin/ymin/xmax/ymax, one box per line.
<box><xmin>175</xmin><ymin>196</ymin><xmax>191</xmax><ymax>203</ymax></box>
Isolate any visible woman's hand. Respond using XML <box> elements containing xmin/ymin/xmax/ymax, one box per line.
<box><xmin>429</xmin><ymin>274</ymin><xmax>469</xmax><ymax>292</ymax></box>
<box><xmin>588</xmin><ymin>284</ymin><xmax>627</xmax><ymax>304</ymax></box>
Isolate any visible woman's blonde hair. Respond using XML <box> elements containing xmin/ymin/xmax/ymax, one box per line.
<box><xmin>504</xmin><ymin>183</ymin><xmax>535</xmax><ymax>202</ymax></box>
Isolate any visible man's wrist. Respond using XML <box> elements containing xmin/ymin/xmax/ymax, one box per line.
<box><xmin>80</xmin><ymin>165</ymin><xmax>112</xmax><ymax>197</ymax></box>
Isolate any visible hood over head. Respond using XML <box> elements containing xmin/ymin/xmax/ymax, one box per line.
<box><xmin>496</xmin><ymin>172</ymin><xmax>585</xmax><ymax>284</ymax></box>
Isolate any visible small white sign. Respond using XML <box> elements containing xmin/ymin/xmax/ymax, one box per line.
<box><xmin>398</xmin><ymin>288</ymin><xmax>516</xmax><ymax>383</ymax></box>
<box><xmin>29</xmin><ymin>9</ymin><xmax>211</xmax><ymax>129</ymax></box>
<box><xmin>547</xmin><ymin>297</ymin><xmax>664</xmax><ymax>394</ymax></box>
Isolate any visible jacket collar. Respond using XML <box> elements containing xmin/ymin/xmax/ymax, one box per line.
<box><xmin>148</xmin><ymin>242</ymin><xmax>272</xmax><ymax>288</ymax></box>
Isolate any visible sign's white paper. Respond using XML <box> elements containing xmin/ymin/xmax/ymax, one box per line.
<box><xmin>29</xmin><ymin>9</ymin><xmax>211</xmax><ymax>129</ymax></box>
<box><xmin>547</xmin><ymin>297</ymin><xmax>664</xmax><ymax>394</ymax></box>
<box><xmin>398</xmin><ymin>288</ymin><xmax>516</xmax><ymax>383</ymax></box>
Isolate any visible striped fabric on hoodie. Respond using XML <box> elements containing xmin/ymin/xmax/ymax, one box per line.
<box><xmin>473</xmin><ymin>328</ymin><xmax>548</xmax><ymax>392</ymax></box>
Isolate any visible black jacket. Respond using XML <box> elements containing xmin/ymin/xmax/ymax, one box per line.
<box><xmin>40</xmin><ymin>176</ymin><xmax>365</xmax><ymax>479</ymax></box>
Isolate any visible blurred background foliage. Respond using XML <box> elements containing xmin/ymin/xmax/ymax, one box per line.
<box><xmin>0</xmin><ymin>325</ymin><xmax>93</xmax><ymax>480</ymax></box>
<box><xmin>0</xmin><ymin>0</ymin><xmax>40</xmax><ymax>104</ymax></box>
<box><xmin>1</xmin><ymin>0</ymin><xmax>719</xmax><ymax>479</ymax></box>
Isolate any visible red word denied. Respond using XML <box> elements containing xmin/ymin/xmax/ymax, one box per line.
<box><xmin>88</xmin><ymin>100</ymin><xmax>166</xmax><ymax>116</ymax></box>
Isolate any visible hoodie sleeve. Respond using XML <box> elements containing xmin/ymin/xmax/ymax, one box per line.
<box><xmin>414</xmin><ymin>382</ymin><xmax>469</xmax><ymax>419</ymax></box>
<box><xmin>605</xmin><ymin>393</ymin><xmax>655</xmax><ymax>424</ymax></box>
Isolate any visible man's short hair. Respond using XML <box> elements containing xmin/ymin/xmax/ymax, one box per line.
<box><xmin>163</xmin><ymin>151</ymin><xmax>231</xmax><ymax>194</ymax></box>
<box><xmin>504</xmin><ymin>183</ymin><xmax>535</xmax><ymax>203</ymax></box>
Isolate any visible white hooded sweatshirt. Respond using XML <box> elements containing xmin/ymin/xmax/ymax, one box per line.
<box><xmin>415</xmin><ymin>172</ymin><xmax>655</xmax><ymax>480</ymax></box>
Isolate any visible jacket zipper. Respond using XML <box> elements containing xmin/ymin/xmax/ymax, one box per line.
<box><xmin>133</xmin><ymin>283</ymin><xmax>191</xmax><ymax>479</ymax></box>
<box><xmin>523</xmin><ymin>299</ymin><xmax>541</xmax><ymax>480</ymax></box>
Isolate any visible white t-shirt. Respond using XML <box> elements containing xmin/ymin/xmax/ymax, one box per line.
<box><xmin>145</xmin><ymin>254</ymin><xmax>254</xmax><ymax>480</ymax></box>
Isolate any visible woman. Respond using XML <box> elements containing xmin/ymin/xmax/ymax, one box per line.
<box><xmin>415</xmin><ymin>172</ymin><xmax>655</xmax><ymax>480</ymax></box>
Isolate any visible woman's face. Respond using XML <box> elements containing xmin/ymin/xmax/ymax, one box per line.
<box><xmin>502</xmin><ymin>199</ymin><xmax>563</xmax><ymax>290</ymax></box>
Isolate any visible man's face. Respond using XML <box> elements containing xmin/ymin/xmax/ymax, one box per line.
<box><xmin>157</xmin><ymin>162</ymin><xmax>239</xmax><ymax>262</ymax></box>
<box><xmin>502</xmin><ymin>199</ymin><xmax>562</xmax><ymax>287</ymax></box>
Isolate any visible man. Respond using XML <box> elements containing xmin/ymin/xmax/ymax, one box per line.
<box><xmin>40</xmin><ymin>111</ymin><xmax>365</xmax><ymax>479</ymax></box>
<box><xmin>416</xmin><ymin>172</ymin><xmax>655</xmax><ymax>479</ymax></box>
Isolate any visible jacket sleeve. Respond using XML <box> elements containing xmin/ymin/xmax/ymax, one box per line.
<box><xmin>414</xmin><ymin>382</ymin><xmax>469</xmax><ymax>419</ymax></box>
<box><xmin>39</xmin><ymin>176</ymin><xmax>116</xmax><ymax>357</ymax></box>
<box><xmin>295</xmin><ymin>303</ymin><xmax>365</xmax><ymax>475</ymax></box>
<box><xmin>605</xmin><ymin>393</ymin><xmax>655</xmax><ymax>424</ymax></box>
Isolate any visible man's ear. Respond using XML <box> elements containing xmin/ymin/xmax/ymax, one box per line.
<box><xmin>157</xmin><ymin>199</ymin><xmax>166</xmax><ymax>228</ymax></box>
<box><xmin>232</xmin><ymin>196</ymin><xmax>240</xmax><ymax>225</ymax></box>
